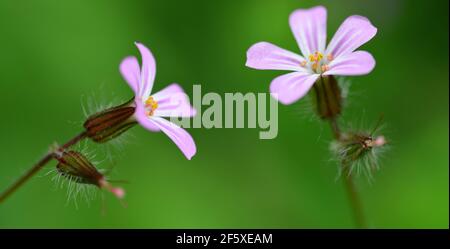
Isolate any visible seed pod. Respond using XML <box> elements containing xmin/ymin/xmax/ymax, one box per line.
<box><xmin>54</xmin><ymin>150</ymin><xmax>125</xmax><ymax>199</ymax></box>
<box><xmin>83</xmin><ymin>99</ymin><xmax>137</xmax><ymax>143</ymax></box>
<box><xmin>312</xmin><ymin>75</ymin><xmax>342</xmax><ymax>120</ymax></box>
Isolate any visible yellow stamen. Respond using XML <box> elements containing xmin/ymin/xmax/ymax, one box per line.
<box><xmin>309</xmin><ymin>52</ymin><xmax>324</xmax><ymax>63</ymax></box>
<box><xmin>300</xmin><ymin>61</ymin><xmax>307</xmax><ymax>67</ymax></box>
<box><xmin>308</xmin><ymin>51</ymin><xmax>330</xmax><ymax>73</ymax></box>
<box><xmin>145</xmin><ymin>96</ymin><xmax>158</xmax><ymax>116</ymax></box>
<box><xmin>315</xmin><ymin>52</ymin><xmax>323</xmax><ymax>61</ymax></box>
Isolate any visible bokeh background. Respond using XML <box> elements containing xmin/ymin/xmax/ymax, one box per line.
<box><xmin>0</xmin><ymin>0</ymin><xmax>448</xmax><ymax>228</ymax></box>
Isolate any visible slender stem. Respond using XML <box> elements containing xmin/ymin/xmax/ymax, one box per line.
<box><xmin>342</xmin><ymin>166</ymin><xmax>367</xmax><ymax>228</ymax></box>
<box><xmin>329</xmin><ymin>118</ymin><xmax>341</xmax><ymax>140</ymax></box>
<box><xmin>328</xmin><ymin>118</ymin><xmax>367</xmax><ymax>228</ymax></box>
<box><xmin>0</xmin><ymin>131</ymin><xmax>87</xmax><ymax>204</ymax></box>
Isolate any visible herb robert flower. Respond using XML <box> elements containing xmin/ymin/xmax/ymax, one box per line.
<box><xmin>84</xmin><ymin>42</ymin><xmax>196</xmax><ymax>160</ymax></box>
<box><xmin>246</xmin><ymin>6</ymin><xmax>377</xmax><ymax>105</ymax></box>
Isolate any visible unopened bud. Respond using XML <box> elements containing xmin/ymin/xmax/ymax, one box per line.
<box><xmin>331</xmin><ymin>131</ymin><xmax>388</xmax><ymax>177</ymax></box>
<box><xmin>83</xmin><ymin>99</ymin><xmax>136</xmax><ymax>143</ymax></box>
<box><xmin>313</xmin><ymin>75</ymin><xmax>342</xmax><ymax>120</ymax></box>
<box><xmin>54</xmin><ymin>150</ymin><xmax>125</xmax><ymax>199</ymax></box>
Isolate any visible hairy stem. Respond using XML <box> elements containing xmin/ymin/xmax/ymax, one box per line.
<box><xmin>0</xmin><ymin>131</ymin><xmax>87</xmax><ymax>204</ymax></box>
<box><xmin>328</xmin><ymin>118</ymin><xmax>367</xmax><ymax>228</ymax></box>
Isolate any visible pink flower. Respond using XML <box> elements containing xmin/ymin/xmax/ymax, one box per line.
<box><xmin>246</xmin><ymin>6</ymin><xmax>377</xmax><ymax>105</ymax></box>
<box><xmin>120</xmin><ymin>42</ymin><xmax>196</xmax><ymax>160</ymax></box>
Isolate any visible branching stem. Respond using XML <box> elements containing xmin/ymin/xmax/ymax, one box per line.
<box><xmin>0</xmin><ymin>131</ymin><xmax>87</xmax><ymax>203</ymax></box>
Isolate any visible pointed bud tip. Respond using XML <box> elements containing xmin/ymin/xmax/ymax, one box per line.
<box><xmin>111</xmin><ymin>187</ymin><xmax>125</xmax><ymax>199</ymax></box>
<box><xmin>374</xmin><ymin>136</ymin><xmax>386</xmax><ymax>147</ymax></box>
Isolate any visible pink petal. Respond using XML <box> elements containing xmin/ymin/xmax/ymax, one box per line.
<box><xmin>270</xmin><ymin>72</ymin><xmax>319</xmax><ymax>105</ymax></box>
<box><xmin>289</xmin><ymin>6</ymin><xmax>327</xmax><ymax>57</ymax></box>
<box><xmin>135</xmin><ymin>101</ymin><xmax>160</xmax><ymax>132</ymax></box>
<box><xmin>148</xmin><ymin>116</ymin><xmax>196</xmax><ymax>160</ymax></box>
<box><xmin>152</xmin><ymin>83</ymin><xmax>196</xmax><ymax>118</ymax></box>
<box><xmin>119</xmin><ymin>56</ymin><xmax>140</xmax><ymax>95</ymax></box>
<box><xmin>135</xmin><ymin>42</ymin><xmax>156</xmax><ymax>99</ymax></box>
<box><xmin>323</xmin><ymin>51</ymin><xmax>375</xmax><ymax>76</ymax></box>
<box><xmin>246</xmin><ymin>42</ymin><xmax>306</xmax><ymax>71</ymax></box>
<box><xmin>326</xmin><ymin>15</ymin><xmax>377</xmax><ymax>58</ymax></box>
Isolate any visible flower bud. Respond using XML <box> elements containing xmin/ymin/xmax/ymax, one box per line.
<box><xmin>331</xmin><ymin>131</ymin><xmax>387</xmax><ymax>177</ymax></box>
<box><xmin>83</xmin><ymin>99</ymin><xmax>137</xmax><ymax>143</ymax></box>
<box><xmin>312</xmin><ymin>75</ymin><xmax>342</xmax><ymax>120</ymax></box>
<box><xmin>54</xmin><ymin>150</ymin><xmax>125</xmax><ymax>199</ymax></box>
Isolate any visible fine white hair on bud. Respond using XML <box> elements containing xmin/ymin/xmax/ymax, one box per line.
<box><xmin>78</xmin><ymin>102</ymin><xmax>132</xmax><ymax>165</ymax></box>
<box><xmin>49</xmin><ymin>149</ymin><xmax>126</xmax><ymax>207</ymax></box>
<box><xmin>80</xmin><ymin>83</ymin><xmax>126</xmax><ymax>118</ymax></box>
<box><xmin>330</xmin><ymin>115</ymin><xmax>389</xmax><ymax>180</ymax></box>
<box><xmin>83</xmin><ymin>98</ymin><xmax>136</xmax><ymax>143</ymax></box>
<box><xmin>336</xmin><ymin>76</ymin><xmax>351</xmax><ymax>103</ymax></box>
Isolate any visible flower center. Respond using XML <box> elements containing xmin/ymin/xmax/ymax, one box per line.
<box><xmin>144</xmin><ymin>96</ymin><xmax>158</xmax><ymax>116</ymax></box>
<box><xmin>300</xmin><ymin>51</ymin><xmax>333</xmax><ymax>74</ymax></box>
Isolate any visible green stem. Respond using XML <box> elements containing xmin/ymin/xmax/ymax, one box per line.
<box><xmin>328</xmin><ymin>118</ymin><xmax>367</xmax><ymax>228</ymax></box>
<box><xmin>342</xmin><ymin>166</ymin><xmax>367</xmax><ymax>228</ymax></box>
<box><xmin>0</xmin><ymin>131</ymin><xmax>87</xmax><ymax>204</ymax></box>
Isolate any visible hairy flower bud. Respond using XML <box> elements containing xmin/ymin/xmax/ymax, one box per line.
<box><xmin>83</xmin><ymin>99</ymin><xmax>137</xmax><ymax>143</ymax></box>
<box><xmin>331</xmin><ymin>130</ymin><xmax>387</xmax><ymax>178</ymax></box>
<box><xmin>313</xmin><ymin>75</ymin><xmax>342</xmax><ymax>120</ymax></box>
<box><xmin>54</xmin><ymin>150</ymin><xmax>125</xmax><ymax>199</ymax></box>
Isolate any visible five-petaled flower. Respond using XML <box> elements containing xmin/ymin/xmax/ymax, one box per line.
<box><xmin>120</xmin><ymin>42</ymin><xmax>197</xmax><ymax>160</ymax></box>
<box><xmin>246</xmin><ymin>6</ymin><xmax>377</xmax><ymax>105</ymax></box>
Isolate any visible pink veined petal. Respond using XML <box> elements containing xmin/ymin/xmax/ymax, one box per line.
<box><xmin>323</xmin><ymin>51</ymin><xmax>376</xmax><ymax>76</ymax></box>
<box><xmin>135</xmin><ymin>42</ymin><xmax>156</xmax><ymax>99</ymax></box>
<box><xmin>148</xmin><ymin>116</ymin><xmax>196</xmax><ymax>160</ymax></box>
<box><xmin>289</xmin><ymin>6</ymin><xmax>327</xmax><ymax>57</ymax></box>
<box><xmin>270</xmin><ymin>72</ymin><xmax>319</xmax><ymax>105</ymax></box>
<box><xmin>152</xmin><ymin>83</ymin><xmax>196</xmax><ymax>118</ymax></box>
<box><xmin>119</xmin><ymin>56</ymin><xmax>140</xmax><ymax>95</ymax></box>
<box><xmin>246</xmin><ymin>42</ymin><xmax>306</xmax><ymax>71</ymax></box>
<box><xmin>326</xmin><ymin>15</ymin><xmax>377</xmax><ymax>58</ymax></box>
<box><xmin>135</xmin><ymin>101</ymin><xmax>160</xmax><ymax>132</ymax></box>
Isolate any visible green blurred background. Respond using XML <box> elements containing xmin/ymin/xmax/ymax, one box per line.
<box><xmin>0</xmin><ymin>0</ymin><xmax>448</xmax><ymax>228</ymax></box>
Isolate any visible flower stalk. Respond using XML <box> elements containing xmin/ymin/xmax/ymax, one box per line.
<box><xmin>312</xmin><ymin>75</ymin><xmax>367</xmax><ymax>228</ymax></box>
<box><xmin>327</xmin><ymin>116</ymin><xmax>367</xmax><ymax>228</ymax></box>
<box><xmin>0</xmin><ymin>131</ymin><xmax>87</xmax><ymax>203</ymax></box>
<box><xmin>341</xmin><ymin>164</ymin><xmax>367</xmax><ymax>228</ymax></box>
